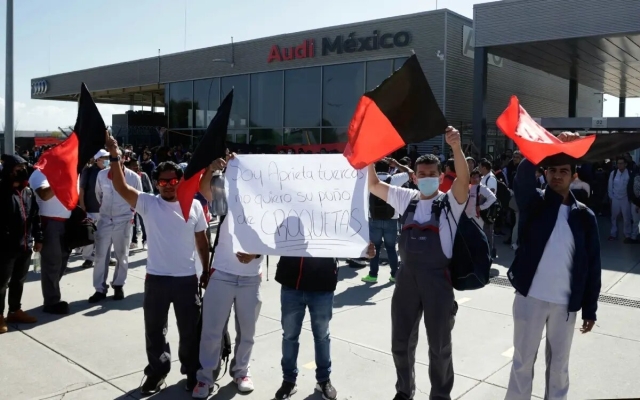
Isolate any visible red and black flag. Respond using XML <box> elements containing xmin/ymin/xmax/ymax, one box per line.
<box><xmin>176</xmin><ymin>90</ymin><xmax>233</xmax><ymax>221</ymax></box>
<box><xmin>497</xmin><ymin>95</ymin><xmax>640</xmax><ymax>166</ymax></box>
<box><xmin>343</xmin><ymin>54</ymin><xmax>448</xmax><ymax>169</ymax></box>
<box><xmin>34</xmin><ymin>83</ymin><xmax>106</xmax><ymax>210</ymax></box>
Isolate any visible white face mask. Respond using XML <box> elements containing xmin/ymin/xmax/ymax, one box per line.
<box><xmin>102</xmin><ymin>160</ymin><xmax>110</xmax><ymax>169</ymax></box>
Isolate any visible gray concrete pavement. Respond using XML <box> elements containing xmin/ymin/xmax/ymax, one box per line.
<box><xmin>2</xmin><ymin>218</ymin><xmax>640</xmax><ymax>400</ymax></box>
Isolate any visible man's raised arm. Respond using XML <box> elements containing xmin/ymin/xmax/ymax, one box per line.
<box><xmin>106</xmin><ymin>136</ymin><xmax>139</xmax><ymax>208</ymax></box>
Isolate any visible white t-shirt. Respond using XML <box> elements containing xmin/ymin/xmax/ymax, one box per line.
<box><xmin>135</xmin><ymin>193</ymin><xmax>208</xmax><ymax>277</ymax></box>
<box><xmin>386</xmin><ymin>186</ymin><xmax>467</xmax><ymax>259</ymax></box>
<box><xmin>527</xmin><ymin>205</ymin><xmax>574</xmax><ymax>305</ymax></box>
<box><xmin>374</xmin><ymin>172</ymin><xmax>410</xmax><ymax>219</ymax></box>
<box><xmin>466</xmin><ymin>184</ymin><xmax>497</xmax><ymax>228</ymax></box>
<box><xmin>213</xmin><ymin>217</ymin><xmax>263</xmax><ymax>277</ymax></box>
<box><xmin>28</xmin><ymin>169</ymin><xmax>73</xmax><ymax>218</ymax></box>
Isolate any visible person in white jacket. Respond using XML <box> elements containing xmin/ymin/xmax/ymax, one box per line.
<box><xmin>466</xmin><ymin>169</ymin><xmax>498</xmax><ymax>229</ymax></box>
<box><xmin>89</xmin><ymin>149</ymin><xmax>143</xmax><ymax>302</ymax></box>
<box><xmin>608</xmin><ymin>157</ymin><xmax>632</xmax><ymax>242</ymax></box>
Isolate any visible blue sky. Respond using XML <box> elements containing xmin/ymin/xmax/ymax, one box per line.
<box><xmin>0</xmin><ymin>0</ymin><xmax>637</xmax><ymax>131</ymax></box>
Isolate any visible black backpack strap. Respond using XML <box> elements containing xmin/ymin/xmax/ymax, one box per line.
<box><xmin>400</xmin><ymin>200</ymin><xmax>419</xmax><ymax>226</ymax></box>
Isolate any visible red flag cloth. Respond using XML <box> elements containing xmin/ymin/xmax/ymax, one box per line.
<box><xmin>496</xmin><ymin>96</ymin><xmax>596</xmax><ymax>165</ymax></box>
<box><xmin>34</xmin><ymin>133</ymin><xmax>80</xmax><ymax>210</ymax></box>
<box><xmin>176</xmin><ymin>90</ymin><xmax>233</xmax><ymax>221</ymax></box>
<box><xmin>33</xmin><ymin>83</ymin><xmax>106</xmax><ymax>210</ymax></box>
<box><xmin>343</xmin><ymin>55</ymin><xmax>448</xmax><ymax>169</ymax></box>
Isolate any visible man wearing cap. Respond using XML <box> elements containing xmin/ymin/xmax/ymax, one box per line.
<box><xmin>0</xmin><ymin>155</ymin><xmax>42</xmax><ymax>333</ymax></box>
<box><xmin>89</xmin><ymin>148</ymin><xmax>142</xmax><ymax>302</ymax></box>
<box><xmin>79</xmin><ymin>149</ymin><xmax>110</xmax><ymax>268</ymax></box>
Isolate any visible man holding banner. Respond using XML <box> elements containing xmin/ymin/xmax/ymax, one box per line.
<box><xmin>367</xmin><ymin>127</ymin><xmax>469</xmax><ymax>400</ymax></box>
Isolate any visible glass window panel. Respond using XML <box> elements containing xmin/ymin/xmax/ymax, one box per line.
<box><xmin>321</xmin><ymin>127</ymin><xmax>348</xmax><ymax>145</ymax></box>
<box><xmin>283</xmin><ymin>128</ymin><xmax>320</xmax><ymax>146</ymax></box>
<box><xmin>322</xmin><ymin>63</ymin><xmax>365</xmax><ymax>128</ymax></box>
<box><xmin>166</xmin><ymin>129</ymin><xmax>193</xmax><ymax>149</ymax></box>
<box><xmin>193</xmin><ymin>78</ymin><xmax>220</xmax><ymax>128</ymax></box>
<box><xmin>284</xmin><ymin>68</ymin><xmax>321</xmax><ymax>127</ymax></box>
<box><xmin>221</xmin><ymin>75</ymin><xmax>249</xmax><ymax>129</ymax></box>
<box><xmin>366</xmin><ymin>59</ymin><xmax>393</xmax><ymax>91</ymax></box>
<box><xmin>394</xmin><ymin>57</ymin><xmax>409</xmax><ymax>71</ymax></box>
<box><xmin>250</xmin><ymin>72</ymin><xmax>283</xmax><ymax>128</ymax></box>
<box><xmin>249</xmin><ymin>128</ymin><xmax>283</xmax><ymax>146</ymax></box>
<box><xmin>168</xmin><ymin>81</ymin><xmax>193</xmax><ymax>129</ymax></box>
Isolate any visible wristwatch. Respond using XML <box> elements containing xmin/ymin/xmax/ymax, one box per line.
<box><xmin>109</xmin><ymin>156</ymin><xmax>121</xmax><ymax>162</ymax></box>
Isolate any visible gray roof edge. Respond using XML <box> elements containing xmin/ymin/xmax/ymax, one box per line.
<box><xmin>31</xmin><ymin>9</ymin><xmax>448</xmax><ymax>82</ymax></box>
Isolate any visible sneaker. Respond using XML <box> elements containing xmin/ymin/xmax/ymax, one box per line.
<box><xmin>88</xmin><ymin>292</ymin><xmax>107</xmax><ymax>303</ymax></box>
<box><xmin>113</xmin><ymin>286</ymin><xmax>125</xmax><ymax>301</ymax></box>
<box><xmin>141</xmin><ymin>375</ymin><xmax>165</xmax><ymax>395</ymax></box>
<box><xmin>347</xmin><ymin>258</ymin><xmax>367</xmax><ymax>268</ymax></box>
<box><xmin>42</xmin><ymin>301</ymin><xmax>69</xmax><ymax>315</ymax></box>
<box><xmin>7</xmin><ymin>309</ymin><xmax>37</xmax><ymax>324</ymax></box>
<box><xmin>185</xmin><ymin>374</ymin><xmax>197</xmax><ymax>392</ymax></box>
<box><xmin>275</xmin><ymin>381</ymin><xmax>297</xmax><ymax>399</ymax></box>
<box><xmin>81</xmin><ymin>260</ymin><xmax>93</xmax><ymax>268</ymax></box>
<box><xmin>192</xmin><ymin>381</ymin><xmax>213</xmax><ymax>398</ymax></box>
<box><xmin>109</xmin><ymin>259</ymin><xmax>117</xmax><ymax>266</ymax></box>
<box><xmin>623</xmin><ymin>237</ymin><xmax>639</xmax><ymax>244</ymax></box>
<box><xmin>235</xmin><ymin>376</ymin><xmax>255</xmax><ymax>392</ymax></box>
<box><xmin>0</xmin><ymin>316</ymin><xmax>7</xmax><ymax>334</ymax></box>
<box><xmin>393</xmin><ymin>393</ymin><xmax>411</xmax><ymax>400</ymax></box>
<box><xmin>389</xmin><ymin>276</ymin><xmax>396</xmax><ymax>283</ymax></box>
<box><xmin>130</xmin><ymin>242</ymin><xmax>138</xmax><ymax>250</ymax></box>
<box><xmin>316</xmin><ymin>380</ymin><xmax>337</xmax><ymax>400</ymax></box>
<box><xmin>361</xmin><ymin>275</ymin><xmax>378</xmax><ymax>283</ymax></box>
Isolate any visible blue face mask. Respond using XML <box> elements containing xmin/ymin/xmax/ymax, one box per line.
<box><xmin>102</xmin><ymin>160</ymin><xmax>110</xmax><ymax>169</ymax></box>
<box><xmin>417</xmin><ymin>177</ymin><xmax>440</xmax><ymax>197</ymax></box>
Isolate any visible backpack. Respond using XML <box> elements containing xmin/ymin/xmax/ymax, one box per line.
<box><xmin>627</xmin><ymin>172</ymin><xmax>640</xmax><ymax>207</ymax></box>
<box><xmin>476</xmin><ymin>185</ymin><xmax>501</xmax><ymax>225</ymax></box>
<box><xmin>432</xmin><ymin>194</ymin><xmax>492</xmax><ymax>291</ymax></box>
<box><xmin>196</xmin><ymin>214</ymin><xmax>232</xmax><ymax>379</ymax></box>
<box><xmin>370</xmin><ymin>177</ymin><xmax>395</xmax><ymax>220</ymax></box>
<box><xmin>64</xmin><ymin>206</ymin><xmax>97</xmax><ymax>250</ymax></box>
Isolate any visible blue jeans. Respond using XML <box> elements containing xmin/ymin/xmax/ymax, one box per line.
<box><xmin>369</xmin><ymin>219</ymin><xmax>399</xmax><ymax>277</ymax></box>
<box><xmin>281</xmin><ymin>286</ymin><xmax>333</xmax><ymax>383</ymax></box>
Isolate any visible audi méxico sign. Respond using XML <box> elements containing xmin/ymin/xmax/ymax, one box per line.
<box><xmin>267</xmin><ymin>30</ymin><xmax>412</xmax><ymax>63</ymax></box>
<box><xmin>32</xmin><ymin>80</ymin><xmax>49</xmax><ymax>95</ymax></box>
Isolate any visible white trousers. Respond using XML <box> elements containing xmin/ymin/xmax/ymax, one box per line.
<box><xmin>506</xmin><ymin>294</ymin><xmax>577</xmax><ymax>400</ymax></box>
<box><xmin>81</xmin><ymin>213</ymin><xmax>100</xmax><ymax>261</ymax></box>
<box><xmin>610</xmin><ymin>197</ymin><xmax>632</xmax><ymax>238</ymax></box>
<box><xmin>631</xmin><ymin>205</ymin><xmax>640</xmax><ymax>240</ymax></box>
<box><xmin>93</xmin><ymin>217</ymin><xmax>133</xmax><ymax>293</ymax></box>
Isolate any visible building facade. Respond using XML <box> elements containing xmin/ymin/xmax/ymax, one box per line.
<box><xmin>31</xmin><ymin>9</ymin><xmax>603</xmax><ymax>156</ymax></box>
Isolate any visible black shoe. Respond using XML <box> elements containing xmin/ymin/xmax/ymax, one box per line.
<box><xmin>393</xmin><ymin>394</ymin><xmax>412</xmax><ymax>400</ymax></box>
<box><xmin>275</xmin><ymin>381</ymin><xmax>297</xmax><ymax>399</ymax></box>
<box><xmin>316</xmin><ymin>380</ymin><xmax>337</xmax><ymax>400</ymax></box>
<box><xmin>491</xmin><ymin>248</ymin><xmax>497</xmax><ymax>259</ymax></box>
<box><xmin>623</xmin><ymin>238</ymin><xmax>639</xmax><ymax>244</ymax></box>
<box><xmin>185</xmin><ymin>374</ymin><xmax>197</xmax><ymax>391</ymax></box>
<box><xmin>113</xmin><ymin>286</ymin><xmax>124</xmax><ymax>301</ymax></box>
<box><xmin>43</xmin><ymin>301</ymin><xmax>69</xmax><ymax>315</ymax></box>
<box><xmin>140</xmin><ymin>375</ymin><xmax>165</xmax><ymax>395</ymax></box>
<box><xmin>81</xmin><ymin>260</ymin><xmax>93</xmax><ymax>268</ymax></box>
<box><xmin>88</xmin><ymin>292</ymin><xmax>107</xmax><ymax>303</ymax></box>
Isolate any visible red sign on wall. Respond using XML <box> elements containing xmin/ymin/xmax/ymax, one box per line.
<box><xmin>267</xmin><ymin>39</ymin><xmax>315</xmax><ymax>63</ymax></box>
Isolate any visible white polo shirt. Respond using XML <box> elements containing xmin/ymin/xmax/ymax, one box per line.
<box><xmin>28</xmin><ymin>169</ymin><xmax>73</xmax><ymax>218</ymax></box>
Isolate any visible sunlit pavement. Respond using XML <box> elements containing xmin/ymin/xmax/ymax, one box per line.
<box><xmin>2</xmin><ymin>217</ymin><xmax>640</xmax><ymax>400</ymax></box>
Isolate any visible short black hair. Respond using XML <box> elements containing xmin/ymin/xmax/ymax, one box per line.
<box><xmin>415</xmin><ymin>154</ymin><xmax>442</xmax><ymax>172</ymax></box>
<box><xmin>470</xmin><ymin>168</ymin><xmax>481</xmax><ymax>177</ymax></box>
<box><xmin>445</xmin><ymin>158</ymin><xmax>455</xmax><ymax>173</ymax></box>
<box><xmin>126</xmin><ymin>156</ymin><xmax>138</xmax><ymax>166</ymax></box>
<box><xmin>374</xmin><ymin>161</ymin><xmax>389</xmax><ymax>173</ymax></box>
<box><xmin>616</xmin><ymin>156</ymin><xmax>627</xmax><ymax>163</ymax></box>
<box><xmin>152</xmin><ymin>161</ymin><xmax>183</xmax><ymax>181</ymax></box>
<box><xmin>479</xmin><ymin>159</ymin><xmax>492</xmax><ymax>171</ymax></box>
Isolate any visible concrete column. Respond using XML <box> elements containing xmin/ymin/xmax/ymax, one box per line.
<box><xmin>619</xmin><ymin>96</ymin><xmax>626</xmax><ymax>117</ymax></box>
<box><xmin>472</xmin><ymin>46</ymin><xmax>488</xmax><ymax>158</ymax></box>
<box><xmin>568</xmin><ymin>78</ymin><xmax>578</xmax><ymax>118</ymax></box>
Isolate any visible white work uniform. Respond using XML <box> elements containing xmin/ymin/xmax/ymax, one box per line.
<box><xmin>93</xmin><ymin>166</ymin><xmax>142</xmax><ymax>293</ymax></box>
<box><xmin>608</xmin><ymin>169</ymin><xmax>632</xmax><ymax>238</ymax></box>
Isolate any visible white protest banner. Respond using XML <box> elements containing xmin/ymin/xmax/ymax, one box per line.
<box><xmin>224</xmin><ymin>154</ymin><xmax>369</xmax><ymax>258</ymax></box>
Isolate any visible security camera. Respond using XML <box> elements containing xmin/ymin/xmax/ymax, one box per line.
<box><xmin>436</xmin><ymin>50</ymin><xmax>445</xmax><ymax>61</ymax></box>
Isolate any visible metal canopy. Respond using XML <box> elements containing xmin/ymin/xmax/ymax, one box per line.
<box><xmin>473</xmin><ymin>0</ymin><xmax>640</xmax><ymax>98</ymax></box>
<box><xmin>488</xmin><ymin>34</ymin><xmax>640</xmax><ymax>98</ymax></box>
<box><xmin>45</xmin><ymin>85</ymin><xmax>165</xmax><ymax>107</ymax></box>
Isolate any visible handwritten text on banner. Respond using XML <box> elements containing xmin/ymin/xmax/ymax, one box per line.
<box><xmin>225</xmin><ymin>154</ymin><xmax>370</xmax><ymax>258</ymax></box>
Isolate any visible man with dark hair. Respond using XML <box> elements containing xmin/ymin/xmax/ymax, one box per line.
<box><xmin>506</xmin><ymin>132</ymin><xmax>601</xmax><ymax>399</ymax></box>
<box><xmin>439</xmin><ymin>158</ymin><xmax>456</xmax><ymax>192</ymax></box>
<box><xmin>368</xmin><ymin>127</ymin><xmax>469</xmax><ymax>400</ymax></box>
<box><xmin>141</xmin><ymin>150</ymin><xmax>156</xmax><ymax>178</ymax></box>
<box><xmin>0</xmin><ymin>155</ymin><xmax>42</xmax><ymax>333</ymax></box>
<box><xmin>608</xmin><ymin>156</ymin><xmax>632</xmax><ymax>242</ymax></box>
<box><xmin>105</xmin><ymin>136</ymin><xmax>212</xmax><ymax>395</ymax></box>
